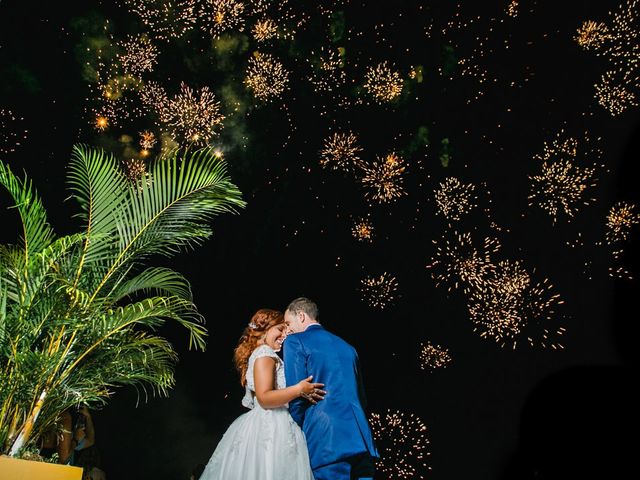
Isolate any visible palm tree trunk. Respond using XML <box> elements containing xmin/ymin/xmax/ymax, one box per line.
<box><xmin>8</xmin><ymin>389</ymin><xmax>47</xmax><ymax>456</ymax></box>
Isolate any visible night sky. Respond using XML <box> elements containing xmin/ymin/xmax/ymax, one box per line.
<box><xmin>1</xmin><ymin>1</ymin><xmax>638</xmax><ymax>479</ymax></box>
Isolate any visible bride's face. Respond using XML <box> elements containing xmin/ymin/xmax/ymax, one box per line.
<box><xmin>264</xmin><ymin>324</ymin><xmax>286</xmax><ymax>352</ymax></box>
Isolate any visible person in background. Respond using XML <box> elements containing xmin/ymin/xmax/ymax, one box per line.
<box><xmin>59</xmin><ymin>407</ymin><xmax>106</xmax><ymax>480</ymax></box>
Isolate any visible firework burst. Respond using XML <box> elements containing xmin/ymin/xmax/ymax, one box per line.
<box><xmin>351</xmin><ymin>218</ymin><xmax>374</xmax><ymax>243</ymax></box>
<box><xmin>606</xmin><ymin>201</ymin><xmax>640</xmax><ymax>243</ymax></box>
<box><xmin>203</xmin><ymin>0</ymin><xmax>245</xmax><ymax>38</ymax></box>
<box><xmin>359</xmin><ymin>153</ymin><xmax>407</xmax><ymax>203</ymax></box>
<box><xmin>419</xmin><ymin>342</ymin><xmax>452</xmax><ymax>372</ymax></box>
<box><xmin>428</xmin><ymin>231</ymin><xmax>501</xmax><ymax>293</ymax></box>
<box><xmin>468</xmin><ymin>261</ymin><xmax>565</xmax><ymax>349</ymax></box>
<box><xmin>360</xmin><ymin>273</ymin><xmax>398</xmax><ymax>309</ymax></box>
<box><xmin>244</xmin><ymin>52</ymin><xmax>290</xmax><ymax>102</ymax></box>
<box><xmin>363</xmin><ymin>61</ymin><xmax>403</xmax><ymax>103</ymax></box>
<box><xmin>139</xmin><ymin>130</ymin><xmax>157</xmax><ymax>150</ymax></box>
<box><xmin>122</xmin><ymin>158</ymin><xmax>152</xmax><ymax>190</ymax></box>
<box><xmin>161</xmin><ymin>82</ymin><xmax>225</xmax><ymax>145</ymax></box>
<box><xmin>434</xmin><ymin>177</ymin><xmax>478</xmax><ymax>221</ymax></box>
<box><xmin>369</xmin><ymin>410</ymin><xmax>431</xmax><ymax>479</ymax></box>
<box><xmin>252</xmin><ymin>17</ymin><xmax>278</xmax><ymax>42</ymax></box>
<box><xmin>594</xmin><ymin>71</ymin><xmax>639</xmax><ymax>115</ymax></box>
<box><xmin>576</xmin><ymin>0</ymin><xmax>640</xmax><ymax>115</ymax></box>
<box><xmin>575</xmin><ymin>20</ymin><xmax>610</xmax><ymax>50</ymax></box>
<box><xmin>467</xmin><ymin>260</ymin><xmax>529</xmax><ymax>347</ymax></box>
<box><xmin>117</xmin><ymin>34</ymin><xmax>159</xmax><ymax>76</ymax></box>
<box><xmin>94</xmin><ymin>115</ymin><xmax>109</xmax><ymax>131</ymax></box>
<box><xmin>528</xmin><ymin>132</ymin><xmax>600</xmax><ymax>223</ymax></box>
<box><xmin>319</xmin><ymin>132</ymin><xmax>363</xmax><ymax>172</ymax></box>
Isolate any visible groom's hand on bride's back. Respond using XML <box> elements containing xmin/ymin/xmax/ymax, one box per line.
<box><xmin>297</xmin><ymin>375</ymin><xmax>326</xmax><ymax>405</ymax></box>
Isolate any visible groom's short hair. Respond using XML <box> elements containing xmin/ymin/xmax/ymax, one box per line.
<box><xmin>286</xmin><ymin>297</ymin><xmax>319</xmax><ymax>321</ymax></box>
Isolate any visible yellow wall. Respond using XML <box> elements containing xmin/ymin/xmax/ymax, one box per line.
<box><xmin>0</xmin><ymin>455</ymin><xmax>83</xmax><ymax>480</ymax></box>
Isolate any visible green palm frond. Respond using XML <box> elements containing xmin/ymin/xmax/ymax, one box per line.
<box><xmin>66</xmin><ymin>145</ymin><xmax>128</xmax><ymax>280</ymax></box>
<box><xmin>18</xmin><ymin>234</ymin><xmax>84</xmax><ymax>318</ymax></box>
<box><xmin>0</xmin><ymin>280</ymin><xmax>7</xmax><ymax>351</ymax></box>
<box><xmin>118</xmin><ymin>148</ymin><xmax>245</xmax><ymax>256</ymax></box>
<box><xmin>53</xmin><ymin>296</ymin><xmax>206</xmax><ymax>392</ymax></box>
<box><xmin>110</xmin><ymin>266</ymin><xmax>193</xmax><ymax>302</ymax></box>
<box><xmin>89</xmin><ymin>147</ymin><xmax>245</xmax><ymax>302</ymax></box>
<box><xmin>79</xmin><ymin>331</ymin><xmax>178</xmax><ymax>396</ymax></box>
<box><xmin>0</xmin><ymin>162</ymin><xmax>54</xmax><ymax>267</ymax></box>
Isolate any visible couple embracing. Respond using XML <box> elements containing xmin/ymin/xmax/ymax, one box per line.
<box><xmin>200</xmin><ymin>297</ymin><xmax>379</xmax><ymax>480</ymax></box>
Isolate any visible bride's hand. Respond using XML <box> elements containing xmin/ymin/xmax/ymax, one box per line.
<box><xmin>297</xmin><ymin>376</ymin><xmax>326</xmax><ymax>404</ymax></box>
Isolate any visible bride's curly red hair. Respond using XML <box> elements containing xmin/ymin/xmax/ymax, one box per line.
<box><xmin>234</xmin><ymin>309</ymin><xmax>284</xmax><ymax>386</ymax></box>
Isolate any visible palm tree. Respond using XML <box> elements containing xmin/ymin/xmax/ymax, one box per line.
<box><xmin>0</xmin><ymin>145</ymin><xmax>245</xmax><ymax>456</ymax></box>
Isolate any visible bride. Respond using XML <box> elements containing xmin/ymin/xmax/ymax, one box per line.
<box><xmin>200</xmin><ymin>309</ymin><xmax>326</xmax><ymax>480</ymax></box>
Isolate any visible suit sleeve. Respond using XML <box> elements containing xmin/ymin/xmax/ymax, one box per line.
<box><xmin>284</xmin><ymin>335</ymin><xmax>308</xmax><ymax>427</ymax></box>
<box><xmin>355</xmin><ymin>351</ymin><xmax>368</xmax><ymax>409</ymax></box>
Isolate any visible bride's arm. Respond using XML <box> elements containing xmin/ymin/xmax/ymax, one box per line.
<box><xmin>253</xmin><ymin>357</ymin><xmax>324</xmax><ymax>409</ymax></box>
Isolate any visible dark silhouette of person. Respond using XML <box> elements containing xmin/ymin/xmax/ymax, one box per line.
<box><xmin>500</xmin><ymin>365</ymin><xmax>635</xmax><ymax>479</ymax></box>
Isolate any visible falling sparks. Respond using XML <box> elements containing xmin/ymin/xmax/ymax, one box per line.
<box><xmin>204</xmin><ymin>0</ymin><xmax>245</xmax><ymax>38</ymax></box>
<box><xmin>606</xmin><ymin>202</ymin><xmax>640</xmax><ymax>243</ymax></box>
<box><xmin>252</xmin><ymin>17</ymin><xmax>278</xmax><ymax>42</ymax></box>
<box><xmin>369</xmin><ymin>410</ymin><xmax>431</xmax><ymax>479</ymax></box>
<box><xmin>363</xmin><ymin>61</ymin><xmax>403</xmax><ymax>103</ymax></box>
<box><xmin>308</xmin><ymin>47</ymin><xmax>347</xmax><ymax>94</ymax></box>
<box><xmin>420</xmin><ymin>342</ymin><xmax>452</xmax><ymax>372</ymax></box>
<box><xmin>576</xmin><ymin>0</ymin><xmax>640</xmax><ymax>115</ymax></box>
<box><xmin>89</xmin><ymin>53</ymin><xmax>144</xmax><ymax>129</ymax></box>
<box><xmin>117</xmin><ymin>34</ymin><xmax>159</xmax><ymax>76</ymax></box>
<box><xmin>360</xmin><ymin>273</ymin><xmax>398</xmax><ymax>309</ymax></box>
<box><xmin>319</xmin><ymin>132</ymin><xmax>363</xmax><ymax>172</ymax></box>
<box><xmin>0</xmin><ymin>109</ymin><xmax>28</xmax><ymax>154</ymax></box>
<box><xmin>434</xmin><ymin>177</ymin><xmax>478</xmax><ymax>221</ymax></box>
<box><xmin>123</xmin><ymin>0</ymin><xmax>197</xmax><ymax>41</ymax></box>
<box><xmin>161</xmin><ymin>82</ymin><xmax>225</xmax><ymax>145</ymax></box>
<box><xmin>528</xmin><ymin>132</ymin><xmax>600</xmax><ymax>223</ymax></box>
<box><xmin>351</xmin><ymin>218</ymin><xmax>374</xmax><ymax>243</ymax></box>
<box><xmin>244</xmin><ymin>52</ymin><xmax>290</xmax><ymax>101</ymax></box>
<box><xmin>140</xmin><ymin>80</ymin><xmax>169</xmax><ymax>113</ymax></box>
<box><xmin>439</xmin><ymin>3</ymin><xmax>529</xmax><ymax>103</ymax></box>
<box><xmin>518</xmin><ymin>280</ymin><xmax>566</xmax><ymax>350</ymax></box>
<box><xmin>360</xmin><ymin>152</ymin><xmax>407</xmax><ymax>203</ymax></box>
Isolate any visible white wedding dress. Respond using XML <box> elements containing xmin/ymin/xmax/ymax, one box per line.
<box><xmin>200</xmin><ymin>345</ymin><xmax>314</xmax><ymax>480</ymax></box>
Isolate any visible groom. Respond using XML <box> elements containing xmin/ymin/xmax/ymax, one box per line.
<box><xmin>283</xmin><ymin>297</ymin><xmax>378</xmax><ymax>480</ymax></box>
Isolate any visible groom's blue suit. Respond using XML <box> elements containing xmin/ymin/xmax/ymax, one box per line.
<box><xmin>284</xmin><ymin>324</ymin><xmax>378</xmax><ymax>479</ymax></box>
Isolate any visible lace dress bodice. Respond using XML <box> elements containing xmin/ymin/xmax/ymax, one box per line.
<box><xmin>242</xmin><ymin>345</ymin><xmax>286</xmax><ymax>409</ymax></box>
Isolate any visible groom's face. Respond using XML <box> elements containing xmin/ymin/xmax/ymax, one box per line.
<box><xmin>284</xmin><ymin>310</ymin><xmax>305</xmax><ymax>334</ymax></box>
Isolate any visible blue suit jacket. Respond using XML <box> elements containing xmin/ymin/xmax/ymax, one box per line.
<box><xmin>284</xmin><ymin>324</ymin><xmax>378</xmax><ymax>469</ymax></box>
